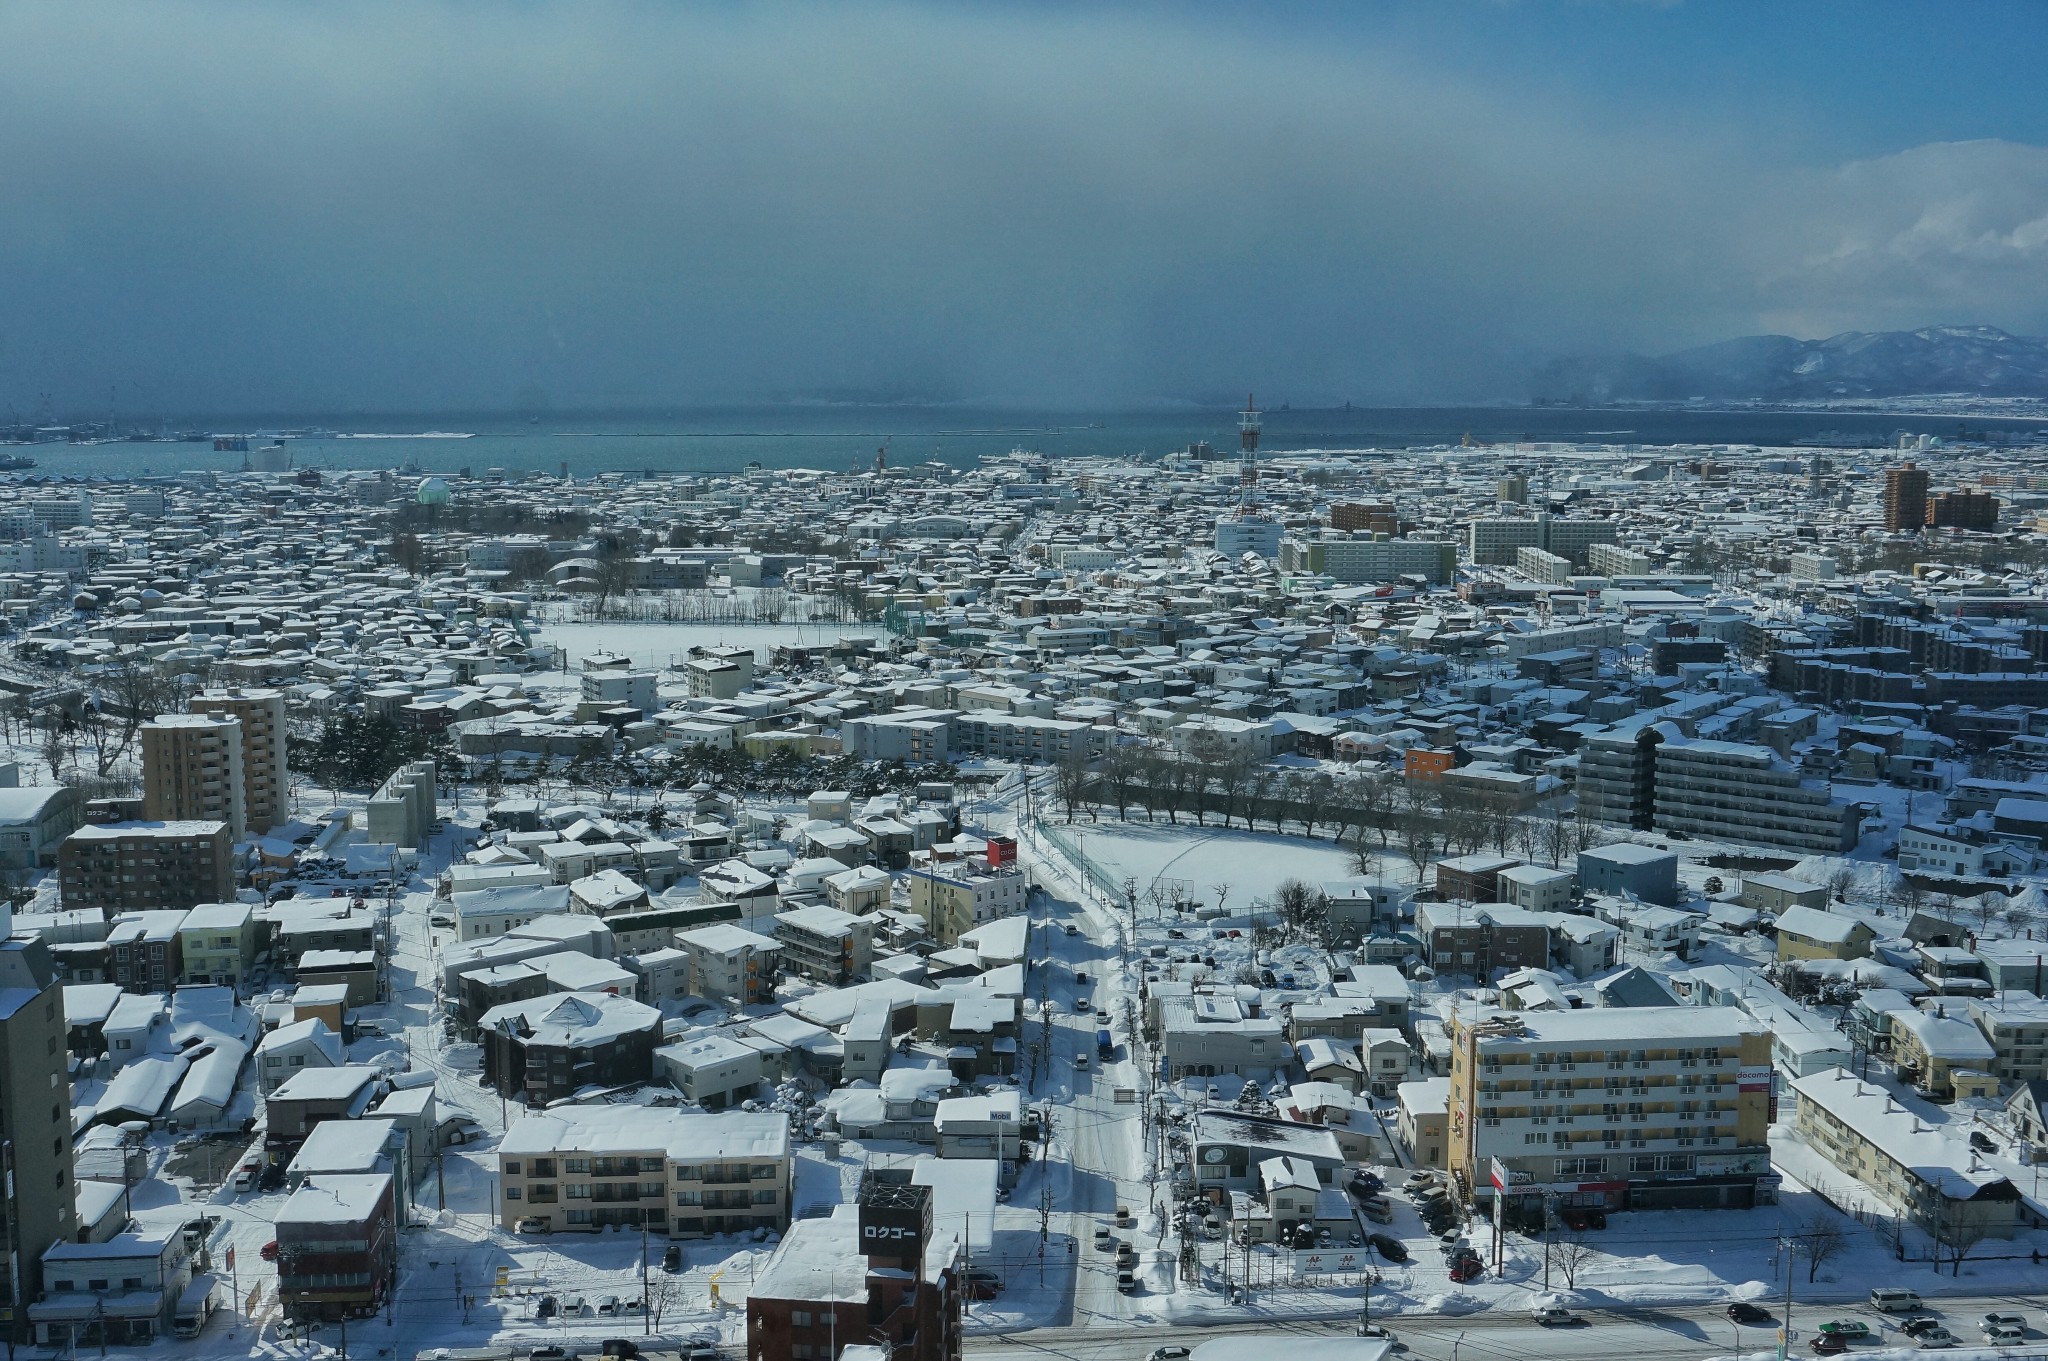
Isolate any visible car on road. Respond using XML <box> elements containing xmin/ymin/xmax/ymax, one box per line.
<box><xmin>662</xmin><ymin>1245</ymin><xmax>682</xmax><ymax>1273</ymax></box>
<box><xmin>1448</xmin><ymin>1259</ymin><xmax>1482</xmax><ymax>1284</ymax></box>
<box><xmin>1348</xmin><ymin>1171</ymin><xmax>1384</xmax><ymax>1196</ymax></box>
<box><xmin>1094</xmin><ymin>1226</ymin><xmax>1114</xmax><ymax>1251</ymax></box>
<box><xmin>1531</xmin><ymin>1305</ymin><xmax>1580</xmax><ymax>1327</ymax></box>
<box><xmin>1115</xmin><ymin>1205</ymin><xmax>1131</xmax><ymax>1226</ymax></box>
<box><xmin>1914</xmin><ymin>1327</ymin><xmax>1956</xmax><ymax>1349</ymax></box>
<box><xmin>1560</xmin><ymin>1208</ymin><xmax>1592</xmax><ymax>1231</ymax></box>
<box><xmin>1728</xmin><ymin>1302</ymin><xmax>1774</xmax><ymax>1325</ymax></box>
<box><xmin>528</xmin><ymin>1349</ymin><xmax>570</xmax><ymax>1361</ymax></box>
<box><xmin>1361</xmin><ymin>1203</ymin><xmax>1393</xmax><ymax>1224</ymax></box>
<box><xmin>1063</xmin><ymin>924</ymin><xmax>1079</xmax><ymax>936</ymax></box>
<box><xmin>1810</xmin><ymin>1335</ymin><xmax>1847</xmax><ymax>1356</ymax></box>
<box><xmin>1404</xmin><ymin>1171</ymin><xmax>1437</xmax><ymax>1191</ymax></box>
<box><xmin>1818</xmin><ymin>1322</ymin><xmax>1869</xmax><ymax>1339</ymax></box>
<box><xmin>516</xmin><ymin>1216</ymin><xmax>551</xmax><ymax>1234</ymax></box>
<box><xmin>535</xmin><ymin>1296</ymin><xmax>558</xmax><ymax>1320</ymax></box>
<box><xmin>1149</xmin><ymin>1348</ymin><xmax>1190</xmax><ymax>1361</ymax></box>
<box><xmin>259</xmin><ymin>1240</ymin><xmax>279</xmax><ymax>1261</ymax></box>
<box><xmin>1367</xmin><ymin>1234</ymin><xmax>1407</xmax><ymax>1262</ymax></box>
<box><xmin>1115</xmin><ymin>1270</ymin><xmax>1137</xmax><ymax>1294</ymax></box>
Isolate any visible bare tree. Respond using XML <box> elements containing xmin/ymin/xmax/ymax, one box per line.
<box><xmin>1551</xmin><ymin>1226</ymin><xmax>1597</xmax><ymax>1289</ymax></box>
<box><xmin>1295</xmin><ymin>772</ymin><xmax>1332</xmax><ymax>841</ymax></box>
<box><xmin>1275</xmin><ymin>878</ymin><xmax>1317</xmax><ymax>942</ymax></box>
<box><xmin>1930</xmin><ymin>1201</ymin><xmax>1992</xmax><ymax>1277</ymax></box>
<box><xmin>1827</xmin><ymin>866</ymin><xmax>1857</xmax><ymax>906</ymax></box>
<box><xmin>1101</xmin><ymin>744</ymin><xmax>1140</xmax><ymax>823</ymax></box>
<box><xmin>1797</xmin><ymin>1215</ymin><xmax>1847</xmax><ymax>1283</ymax></box>
<box><xmin>1051</xmin><ymin>749</ymin><xmax>1091</xmax><ymax>824</ymax></box>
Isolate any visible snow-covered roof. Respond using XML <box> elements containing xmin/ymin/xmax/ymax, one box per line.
<box><xmin>498</xmin><ymin>1106</ymin><xmax>789</xmax><ymax>1160</ymax></box>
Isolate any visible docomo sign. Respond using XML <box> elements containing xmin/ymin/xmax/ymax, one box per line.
<box><xmin>1737</xmin><ymin>1066</ymin><xmax>1772</xmax><ymax>1093</ymax></box>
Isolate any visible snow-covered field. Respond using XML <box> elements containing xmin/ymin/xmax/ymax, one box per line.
<box><xmin>1048</xmin><ymin>820</ymin><xmax>1381</xmax><ymax>909</ymax></box>
<box><xmin>533</xmin><ymin>618</ymin><xmax>886</xmax><ymax>674</ymax></box>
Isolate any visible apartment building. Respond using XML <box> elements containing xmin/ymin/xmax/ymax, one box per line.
<box><xmin>496</xmin><ymin>1106</ymin><xmax>791</xmax><ymax>1238</ymax></box>
<box><xmin>139</xmin><ymin>713</ymin><xmax>246</xmax><ymax>842</ymax></box>
<box><xmin>1965</xmin><ymin>994</ymin><xmax>2048</xmax><ymax>1086</ymax></box>
<box><xmin>192</xmin><ymin>688</ymin><xmax>288</xmax><ymax>834</ymax></box>
<box><xmin>106</xmin><ymin>910</ymin><xmax>187</xmax><ymax>994</ymax></box>
<box><xmin>176</xmin><ymin>902</ymin><xmax>256</xmax><ymax>987</ymax></box>
<box><xmin>906</xmin><ymin>859</ymin><xmax>1025</xmax><ymax>946</ymax></box>
<box><xmin>1414</xmin><ymin>902</ymin><xmax>1551</xmax><ymax>978</ymax></box>
<box><xmin>1791</xmin><ymin>1067</ymin><xmax>2019</xmax><ymax>1240</ymax></box>
<box><xmin>1279</xmin><ymin>535</ymin><xmax>1458</xmax><ymax>585</ymax></box>
<box><xmin>0</xmin><ymin>932</ymin><xmax>77</xmax><ymax>1329</ymax></box>
<box><xmin>677</xmin><ymin>923</ymin><xmax>780</xmax><ymax>1005</ymax></box>
<box><xmin>1468</xmin><ymin>513</ymin><xmax>1617</xmax><ymax>568</ymax></box>
<box><xmin>478</xmin><ymin>992</ymin><xmax>662</xmax><ymax>1104</ymax></box>
<box><xmin>1446</xmin><ymin>1007</ymin><xmax>1773</xmax><ymax>1211</ymax></box>
<box><xmin>1652</xmin><ymin>738</ymin><xmax>1859</xmax><ymax>853</ymax></box>
<box><xmin>58</xmin><ymin>821</ymin><xmax>234</xmax><ymax>912</ymax></box>
<box><xmin>773</xmin><ymin>905</ymin><xmax>874</xmax><ymax>985</ymax></box>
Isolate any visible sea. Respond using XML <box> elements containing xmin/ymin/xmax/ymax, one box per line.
<box><xmin>13</xmin><ymin>404</ymin><xmax>2048</xmax><ymax>481</ymax></box>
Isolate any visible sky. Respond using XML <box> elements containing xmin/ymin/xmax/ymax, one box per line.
<box><xmin>2</xmin><ymin>1</ymin><xmax>2046</xmax><ymax>416</ymax></box>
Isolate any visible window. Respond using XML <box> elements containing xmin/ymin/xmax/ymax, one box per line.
<box><xmin>564</xmin><ymin>1158</ymin><xmax>591</xmax><ymax>1174</ymax></box>
<box><xmin>531</xmin><ymin>1159</ymin><xmax>556</xmax><ymax>1177</ymax></box>
<box><xmin>791</xmin><ymin>1310</ymin><xmax>813</xmax><ymax>1328</ymax></box>
<box><xmin>675</xmin><ymin>1190</ymin><xmax>702</xmax><ymax>1206</ymax></box>
<box><xmin>502</xmin><ymin>1160</ymin><xmax>522</xmax><ymax>1176</ymax></box>
<box><xmin>753</xmin><ymin>1189</ymin><xmax>776</xmax><ymax>1204</ymax></box>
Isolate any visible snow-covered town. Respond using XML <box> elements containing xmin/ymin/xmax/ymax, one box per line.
<box><xmin>4</xmin><ymin>429</ymin><xmax>2048</xmax><ymax>1361</ymax></box>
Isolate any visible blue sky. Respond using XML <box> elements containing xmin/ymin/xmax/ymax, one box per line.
<box><xmin>2</xmin><ymin>2</ymin><xmax>2046</xmax><ymax>413</ymax></box>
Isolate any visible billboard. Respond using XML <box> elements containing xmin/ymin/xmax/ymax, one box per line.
<box><xmin>1737</xmin><ymin>1065</ymin><xmax>1772</xmax><ymax>1093</ymax></box>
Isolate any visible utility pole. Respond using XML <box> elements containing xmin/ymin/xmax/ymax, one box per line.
<box><xmin>1779</xmin><ymin>1232</ymin><xmax>1796</xmax><ymax>1361</ymax></box>
<box><xmin>641</xmin><ymin>1226</ymin><xmax>651</xmax><ymax>1335</ymax></box>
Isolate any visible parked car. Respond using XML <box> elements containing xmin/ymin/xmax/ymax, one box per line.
<box><xmin>1901</xmin><ymin>1319</ymin><xmax>1946</xmax><ymax>1338</ymax></box>
<box><xmin>1448</xmin><ymin>1259</ymin><xmax>1482</xmax><ymax>1284</ymax></box>
<box><xmin>1348</xmin><ymin>1172</ymin><xmax>1384</xmax><ymax>1196</ymax></box>
<box><xmin>528</xmin><ymin>1349</ymin><xmax>571</xmax><ymax>1361</ymax></box>
<box><xmin>1981</xmin><ymin>1315</ymin><xmax>2027</xmax><ymax>1333</ymax></box>
<box><xmin>535</xmin><ymin>1296</ymin><xmax>558</xmax><ymax>1320</ymax></box>
<box><xmin>662</xmin><ymin>1245</ymin><xmax>682</xmax><ymax>1273</ymax></box>
<box><xmin>259</xmin><ymin>1241</ymin><xmax>279</xmax><ymax>1262</ymax></box>
<box><xmin>1810</xmin><ymin>1335</ymin><xmax>1847</xmax><ymax>1356</ymax></box>
<box><xmin>516</xmin><ymin>1217</ymin><xmax>551</xmax><ymax>1235</ymax></box>
<box><xmin>1560</xmin><ymin>1208</ymin><xmax>1591</xmax><ymax>1232</ymax></box>
<box><xmin>1405</xmin><ymin>1171</ymin><xmax>1437</xmax><ymax>1191</ymax></box>
<box><xmin>1149</xmin><ymin>1349</ymin><xmax>1191</xmax><ymax>1361</ymax></box>
<box><xmin>1367</xmin><ymin>1234</ymin><xmax>1407</xmax><ymax>1263</ymax></box>
<box><xmin>1914</xmin><ymin>1327</ymin><xmax>1956</xmax><ymax>1349</ymax></box>
<box><xmin>1116</xmin><ymin>1270</ymin><xmax>1137</xmax><ymax>1294</ymax></box>
<box><xmin>596</xmin><ymin>1295</ymin><xmax>622</xmax><ymax>1316</ymax></box>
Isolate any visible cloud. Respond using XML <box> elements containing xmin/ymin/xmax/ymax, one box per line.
<box><xmin>0</xmin><ymin>3</ymin><xmax>2042</xmax><ymax>413</ymax></box>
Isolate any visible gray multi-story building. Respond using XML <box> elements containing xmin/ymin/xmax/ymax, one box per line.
<box><xmin>1652</xmin><ymin>738</ymin><xmax>1858</xmax><ymax>852</ymax></box>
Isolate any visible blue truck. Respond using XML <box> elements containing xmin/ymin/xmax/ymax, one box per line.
<box><xmin>1097</xmin><ymin>1028</ymin><xmax>1114</xmax><ymax>1059</ymax></box>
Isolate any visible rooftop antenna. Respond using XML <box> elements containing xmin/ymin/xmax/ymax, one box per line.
<box><xmin>1237</xmin><ymin>392</ymin><xmax>1261</xmax><ymax>515</ymax></box>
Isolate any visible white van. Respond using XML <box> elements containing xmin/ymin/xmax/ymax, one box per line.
<box><xmin>1869</xmin><ymin>1288</ymin><xmax>1924</xmax><ymax>1313</ymax></box>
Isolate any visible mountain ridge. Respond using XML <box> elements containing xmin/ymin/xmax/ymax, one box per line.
<box><xmin>1534</xmin><ymin>325</ymin><xmax>2048</xmax><ymax>403</ymax></box>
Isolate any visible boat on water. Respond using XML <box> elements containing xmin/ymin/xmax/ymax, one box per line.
<box><xmin>0</xmin><ymin>453</ymin><xmax>36</xmax><ymax>471</ymax></box>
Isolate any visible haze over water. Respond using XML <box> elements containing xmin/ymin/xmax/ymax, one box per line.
<box><xmin>22</xmin><ymin>406</ymin><xmax>2048</xmax><ymax>481</ymax></box>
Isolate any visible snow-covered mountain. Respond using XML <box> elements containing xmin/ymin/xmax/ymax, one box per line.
<box><xmin>1533</xmin><ymin>326</ymin><xmax>2048</xmax><ymax>402</ymax></box>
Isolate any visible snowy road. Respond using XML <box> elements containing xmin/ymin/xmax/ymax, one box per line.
<box><xmin>964</xmin><ymin>1290</ymin><xmax>2048</xmax><ymax>1361</ymax></box>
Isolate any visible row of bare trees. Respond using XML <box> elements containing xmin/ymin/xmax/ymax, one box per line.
<box><xmin>1051</xmin><ymin>746</ymin><xmax>1598</xmax><ymax>885</ymax></box>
